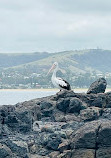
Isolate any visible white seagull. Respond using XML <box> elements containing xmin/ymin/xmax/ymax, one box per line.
<box><xmin>47</xmin><ymin>62</ymin><xmax>71</xmax><ymax>91</ymax></box>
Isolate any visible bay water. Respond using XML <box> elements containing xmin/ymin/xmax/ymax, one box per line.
<box><xmin>0</xmin><ymin>88</ymin><xmax>91</xmax><ymax>105</ymax></box>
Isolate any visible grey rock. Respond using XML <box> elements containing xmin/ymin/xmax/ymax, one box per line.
<box><xmin>71</xmin><ymin>120</ymin><xmax>111</xmax><ymax>158</ymax></box>
<box><xmin>45</xmin><ymin>134</ymin><xmax>62</xmax><ymax>151</ymax></box>
<box><xmin>2</xmin><ymin>139</ymin><xmax>29</xmax><ymax>158</ymax></box>
<box><xmin>57</xmin><ymin>150</ymin><xmax>72</xmax><ymax>158</ymax></box>
<box><xmin>49</xmin><ymin>151</ymin><xmax>60</xmax><ymax>158</ymax></box>
<box><xmin>42</xmin><ymin>107</ymin><xmax>54</xmax><ymax>117</ymax></box>
<box><xmin>56</xmin><ymin>97</ymin><xmax>86</xmax><ymax>114</ymax></box>
<box><xmin>68</xmin><ymin>98</ymin><xmax>86</xmax><ymax>114</ymax></box>
<box><xmin>102</xmin><ymin>108</ymin><xmax>111</xmax><ymax>120</ymax></box>
<box><xmin>56</xmin><ymin>98</ymin><xmax>70</xmax><ymax>113</ymax></box>
<box><xmin>1</xmin><ymin>79</ymin><xmax>111</xmax><ymax>157</ymax></box>
<box><xmin>35</xmin><ymin>146</ymin><xmax>50</xmax><ymax>156</ymax></box>
<box><xmin>40</xmin><ymin>101</ymin><xmax>53</xmax><ymax>110</ymax></box>
<box><xmin>71</xmin><ymin>120</ymin><xmax>99</xmax><ymax>149</ymax></box>
<box><xmin>30</xmin><ymin>154</ymin><xmax>50</xmax><ymax>158</ymax></box>
<box><xmin>90</xmin><ymin>94</ymin><xmax>106</xmax><ymax>108</ymax></box>
<box><xmin>96</xmin><ymin>147</ymin><xmax>111</xmax><ymax>158</ymax></box>
<box><xmin>98</xmin><ymin>121</ymin><xmax>111</xmax><ymax>147</ymax></box>
<box><xmin>0</xmin><ymin>143</ymin><xmax>12</xmax><ymax>158</ymax></box>
<box><xmin>58</xmin><ymin>140</ymin><xmax>70</xmax><ymax>152</ymax></box>
<box><xmin>56</xmin><ymin>90</ymin><xmax>75</xmax><ymax>100</ymax></box>
<box><xmin>87</xmin><ymin>78</ymin><xmax>107</xmax><ymax>94</ymax></box>
<box><xmin>105</xmin><ymin>92</ymin><xmax>111</xmax><ymax>108</ymax></box>
<box><xmin>80</xmin><ymin>107</ymin><xmax>101</xmax><ymax>121</ymax></box>
<box><xmin>71</xmin><ymin>149</ymin><xmax>95</xmax><ymax>158</ymax></box>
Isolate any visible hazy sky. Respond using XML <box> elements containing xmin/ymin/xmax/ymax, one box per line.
<box><xmin>0</xmin><ymin>0</ymin><xmax>111</xmax><ymax>53</ymax></box>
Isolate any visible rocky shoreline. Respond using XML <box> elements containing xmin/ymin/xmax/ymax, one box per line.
<box><xmin>0</xmin><ymin>78</ymin><xmax>111</xmax><ymax>158</ymax></box>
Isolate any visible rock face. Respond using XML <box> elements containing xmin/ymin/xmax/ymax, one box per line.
<box><xmin>87</xmin><ymin>77</ymin><xmax>107</xmax><ymax>94</ymax></box>
<box><xmin>0</xmin><ymin>78</ymin><xmax>111</xmax><ymax>158</ymax></box>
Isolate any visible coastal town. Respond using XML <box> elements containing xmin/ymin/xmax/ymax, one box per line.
<box><xmin>0</xmin><ymin>69</ymin><xmax>111</xmax><ymax>89</ymax></box>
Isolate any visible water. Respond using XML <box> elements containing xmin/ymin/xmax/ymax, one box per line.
<box><xmin>2</xmin><ymin>88</ymin><xmax>109</xmax><ymax>106</ymax></box>
<box><xmin>0</xmin><ymin>90</ymin><xmax>57</xmax><ymax>105</ymax></box>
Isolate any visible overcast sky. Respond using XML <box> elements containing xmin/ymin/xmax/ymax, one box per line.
<box><xmin>0</xmin><ymin>0</ymin><xmax>111</xmax><ymax>53</ymax></box>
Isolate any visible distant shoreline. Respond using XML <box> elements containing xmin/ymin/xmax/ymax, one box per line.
<box><xmin>0</xmin><ymin>88</ymin><xmax>87</xmax><ymax>92</ymax></box>
<box><xmin>0</xmin><ymin>88</ymin><xmax>111</xmax><ymax>92</ymax></box>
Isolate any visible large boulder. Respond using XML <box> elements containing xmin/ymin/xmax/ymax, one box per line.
<box><xmin>80</xmin><ymin>107</ymin><xmax>101</xmax><ymax>121</ymax></box>
<box><xmin>102</xmin><ymin>108</ymin><xmax>111</xmax><ymax>120</ymax></box>
<box><xmin>0</xmin><ymin>105</ymin><xmax>32</xmax><ymax>134</ymax></box>
<box><xmin>40</xmin><ymin>133</ymin><xmax>62</xmax><ymax>151</ymax></box>
<box><xmin>1</xmin><ymin>78</ymin><xmax>111</xmax><ymax>157</ymax></box>
<box><xmin>2</xmin><ymin>139</ymin><xmax>29</xmax><ymax>158</ymax></box>
<box><xmin>71</xmin><ymin>149</ymin><xmax>95</xmax><ymax>158</ymax></box>
<box><xmin>71</xmin><ymin>121</ymin><xmax>99</xmax><ymax>149</ymax></box>
<box><xmin>56</xmin><ymin>97</ymin><xmax>86</xmax><ymax>114</ymax></box>
<box><xmin>87</xmin><ymin>78</ymin><xmax>107</xmax><ymax>94</ymax></box>
<box><xmin>0</xmin><ymin>143</ymin><xmax>12</xmax><ymax>158</ymax></box>
<box><xmin>71</xmin><ymin>120</ymin><xmax>111</xmax><ymax>158</ymax></box>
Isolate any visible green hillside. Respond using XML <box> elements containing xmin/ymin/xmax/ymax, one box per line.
<box><xmin>6</xmin><ymin>50</ymin><xmax>86</xmax><ymax>74</ymax></box>
<box><xmin>1</xmin><ymin>49</ymin><xmax>111</xmax><ymax>88</ymax></box>
<box><xmin>0</xmin><ymin>52</ymin><xmax>49</xmax><ymax>68</ymax></box>
<box><xmin>4</xmin><ymin>49</ymin><xmax>111</xmax><ymax>74</ymax></box>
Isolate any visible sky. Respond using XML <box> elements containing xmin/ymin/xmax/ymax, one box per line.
<box><xmin>0</xmin><ymin>0</ymin><xmax>111</xmax><ymax>53</ymax></box>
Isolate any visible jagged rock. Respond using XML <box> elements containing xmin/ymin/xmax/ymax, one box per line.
<box><xmin>36</xmin><ymin>146</ymin><xmax>51</xmax><ymax>156</ymax></box>
<box><xmin>105</xmin><ymin>92</ymin><xmax>111</xmax><ymax>108</ymax></box>
<box><xmin>64</xmin><ymin>114</ymin><xmax>80</xmax><ymax>122</ymax></box>
<box><xmin>68</xmin><ymin>98</ymin><xmax>87</xmax><ymax>114</ymax></box>
<box><xmin>102</xmin><ymin>108</ymin><xmax>111</xmax><ymax>120</ymax></box>
<box><xmin>98</xmin><ymin>121</ymin><xmax>111</xmax><ymax>147</ymax></box>
<box><xmin>71</xmin><ymin>120</ymin><xmax>111</xmax><ymax>158</ymax></box>
<box><xmin>49</xmin><ymin>151</ymin><xmax>60</xmax><ymax>158</ymax></box>
<box><xmin>55</xmin><ymin>114</ymin><xmax>66</xmax><ymax>122</ymax></box>
<box><xmin>30</xmin><ymin>154</ymin><xmax>49</xmax><ymax>158</ymax></box>
<box><xmin>0</xmin><ymin>143</ymin><xmax>12</xmax><ymax>158</ymax></box>
<box><xmin>90</xmin><ymin>94</ymin><xmax>106</xmax><ymax>108</ymax></box>
<box><xmin>56</xmin><ymin>98</ymin><xmax>70</xmax><ymax>113</ymax></box>
<box><xmin>71</xmin><ymin>149</ymin><xmax>95</xmax><ymax>158</ymax></box>
<box><xmin>96</xmin><ymin>147</ymin><xmax>111</xmax><ymax>158</ymax></box>
<box><xmin>40</xmin><ymin>101</ymin><xmax>53</xmax><ymax>110</ymax></box>
<box><xmin>42</xmin><ymin>107</ymin><xmax>54</xmax><ymax>117</ymax></box>
<box><xmin>58</xmin><ymin>141</ymin><xmax>70</xmax><ymax>152</ymax></box>
<box><xmin>80</xmin><ymin>107</ymin><xmax>101</xmax><ymax>121</ymax></box>
<box><xmin>56</xmin><ymin>97</ymin><xmax>86</xmax><ymax>114</ymax></box>
<box><xmin>0</xmin><ymin>82</ymin><xmax>111</xmax><ymax>157</ymax></box>
<box><xmin>71</xmin><ymin>120</ymin><xmax>99</xmax><ymax>149</ymax></box>
<box><xmin>56</xmin><ymin>90</ymin><xmax>75</xmax><ymax>100</ymax></box>
<box><xmin>2</xmin><ymin>139</ymin><xmax>29</xmax><ymax>158</ymax></box>
<box><xmin>0</xmin><ymin>105</ymin><xmax>32</xmax><ymax>134</ymax></box>
<box><xmin>87</xmin><ymin>78</ymin><xmax>107</xmax><ymax>94</ymax></box>
<box><xmin>46</xmin><ymin>133</ymin><xmax>62</xmax><ymax>150</ymax></box>
<box><xmin>57</xmin><ymin>150</ymin><xmax>72</xmax><ymax>158</ymax></box>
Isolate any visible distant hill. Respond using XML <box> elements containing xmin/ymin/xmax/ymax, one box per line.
<box><xmin>3</xmin><ymin>49</ymin><xmax>111</xmax><ymax>74</ymax></box>
<box><xmin>0</xmin><ymin>52</ymin><xmax>49</xmax><ymax>68</ymax></box>
<box><xmin>1</xmin><ymin>49</ymin><xmax>111</xmax><ymax>88</ymax></box>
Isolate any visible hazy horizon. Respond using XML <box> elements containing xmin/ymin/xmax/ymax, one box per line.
<box><xmin>0</xmin><ymin>0</ymin><xmax>111</xmax><ymax>53</ymax></box>
<box><xmin>0</xmin><ymin>48</ymin><xmax>110</xmax><ymax>54</ymax></box>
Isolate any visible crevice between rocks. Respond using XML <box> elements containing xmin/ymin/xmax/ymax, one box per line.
<box><xmin>94</xmin><ymin>124</ymin><xmax>101</xmax><ymax>158</ymax></box>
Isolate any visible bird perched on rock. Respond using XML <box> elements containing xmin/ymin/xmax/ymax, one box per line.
<box><xmin>47</xmin><ymin>62</ymin><xmax>71</xmax><ymax>91</ymax></box>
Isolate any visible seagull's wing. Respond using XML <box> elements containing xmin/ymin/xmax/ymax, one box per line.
<box><xmin>56</xmin><ymin>77</ymin><xmax>71</xmax><ymax>90</ymax></box>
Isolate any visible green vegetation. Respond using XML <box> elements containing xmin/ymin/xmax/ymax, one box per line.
<box><xmin>0</xmin><ymin>49</ymin><xmax>111</xmax><ymax>89</ymax></box>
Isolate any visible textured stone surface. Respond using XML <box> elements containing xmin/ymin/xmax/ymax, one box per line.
<box><xmin>71</xmin><ymin>149</ymin><xmax>95</xmax><ymax>158</ymax></box>
<box><xmin>87</xmin><ymin>77</ymin><xmax>107</xmax><ymax>94</ymax></box>
<box><xmin>80</xmin><ymin>107</ymin><xmax>101</xmax><ymax>121</ymax></box>
<box><xmin>96</xmin><ymin>147</ymin><xmax>111</xmax><ymax>158</ymax></box>
<box><xmin>0</xmin><ymin>79</ymin><xmax>111</xmax><ymax>157</ymax></box>
<box><xmin>0</xmin><ymin>143</ymin><xmax>12</xmax><ymax>158</ymax></box>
